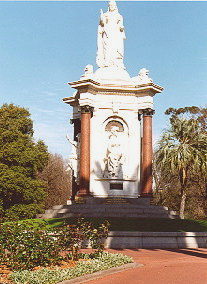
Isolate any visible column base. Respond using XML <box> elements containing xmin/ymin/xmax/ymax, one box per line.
<box><xmin>77</xmin><ymin>192</ymin><xmax>92</xmax><ymax>198</ymax></box>
<box><xmin>140</xmin><ymin>193</ymin><xmax>153</xmax><ymax>198</ymax></box>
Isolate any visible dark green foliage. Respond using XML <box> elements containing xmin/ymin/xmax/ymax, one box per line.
<box><xmin>77</xmin><ymin>219</ymin><xmax>110</xmax><ymax>255</ymax></box>
<box><xmin>0</xmin><ymin>221</ymin><xmax>62</xmax><ymax>270</ymax></box>
<box><xmin>0</xmin><ymin>219</ymin><xmax>110</xmax><ymax>270</ymax></box>
<box><xmin>0</xmin><ymin>104</ymin><xmax>49</xmax><ymax>220</ymax></box>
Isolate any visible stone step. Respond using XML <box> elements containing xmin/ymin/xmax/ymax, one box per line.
<box><xmin>41</xmin><ymin>209</ymin><xmax>178</xmax><ymax>219</ymax></box>
<box><xmin>55</xmin><ymin>212</ymin><xmax>178</xmax><ymax>219</ymax></box>
<box><xmin>39</xmin><ymin>199</ymin><xmax>179</xmax><ymax>220</ymax></box>
<box><xmin>49</xmin><ymin>207</ymin><xmax>173</xmax><ymax>214</ymax></box>
<box><xmin>104</xmin><ymin>198</ymin><xmax>130</xmax><ymax>204</ymax></box>
<box><xmin>52</xmin><ymin>204</ymin><xmax>170</xmax><ymax>211</ymax></box>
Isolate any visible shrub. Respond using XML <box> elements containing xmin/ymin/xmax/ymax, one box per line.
<box><xmin>56</xmin><ymin>224</ymin><xmax>85</xmax><ymax>261</ymax></box>
<box><xmin>78</xmin><ymin>219</ymin><xmax>110</xmax><ymax>254</ymax></box>
<box><xmin>0</xmin><ymin>221</ymin><xmax>61</xmax><ymax>270</ymax></box>
<box><xmin>0</xmin><ymin>218</ymin><xmax>110</xmax><ymax>270</ymax></box>
<box><xmin>4</xmin><ymin>204</ymin><xmax>45</xmax><ymax>221</ymax></box>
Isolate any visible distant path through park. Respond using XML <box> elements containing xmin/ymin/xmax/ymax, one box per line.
<box><xmin>86</xmin><ymin>249</ymin><xmax>207</xmax><ymax>284</ymax></box>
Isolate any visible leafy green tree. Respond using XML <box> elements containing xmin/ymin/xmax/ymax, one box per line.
<box><xmin>0</xmin><ymin>104</ymin><xmax>49</xmax><ymax>220</ymax></box>
<box><xmin>155</xmin><ymin>108</ymin><xmax>207</xmax><ymax>219</ymax></box>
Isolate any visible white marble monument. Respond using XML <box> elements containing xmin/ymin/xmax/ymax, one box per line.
<box><xmin>63</xmin><ymin>0</ymin><xmax>163</xmax><ymax>199</ymax></box>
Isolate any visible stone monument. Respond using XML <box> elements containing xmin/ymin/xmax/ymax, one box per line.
<box><xmin>63</xmin><ymin>0</ymin><xmax>163</xmax><ymax>200</ymax></box>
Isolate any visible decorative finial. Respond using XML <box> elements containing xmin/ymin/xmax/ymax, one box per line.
<box><xmin>81</xmin><ymin>64</ymin><xmax>94</xmax><ymax>78</ymax></box>
<box><xmin>131</xmin><ymin>68</ymin><xmax>153</xmax><ymax>85</ymax></box>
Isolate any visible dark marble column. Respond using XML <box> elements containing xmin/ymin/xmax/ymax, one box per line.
<box><xmin>70</xmin><ymin>118</ymin><xmax>81</xmax><ymax>200</ymax></box>
<box><xmin>141</xmin><ymin>108</ymin><xmax>154</xmax><ymax>197</ymax></box>
<box><xmin>70</xmin><ymin>118</ymin><xmax>81</xmax><ymax>142</ymax></box>
<box><xmin>78</xmin><ymin>105</ymin><xmax>93</xmax><ymax>197</ymax></box>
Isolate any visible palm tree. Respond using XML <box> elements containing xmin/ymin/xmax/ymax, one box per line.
<box><xmin>155</xmin><ymin>116</ymin><xmax>207</xmax><ymax>219</ymax></box>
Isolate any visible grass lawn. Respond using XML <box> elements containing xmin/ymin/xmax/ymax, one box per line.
<box><xmin>28</xmin><ymin>217</ymin><xmax>207</xmax><ymax>232</ymax></box>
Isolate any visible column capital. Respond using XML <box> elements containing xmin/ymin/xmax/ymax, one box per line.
<box><xmin>139</xmin><ymin>108</ymin><xmax>155</xmax><ymax>117</ymax></box>
<box><xmin>79</xmin><ymin>105</ymin><xmax>94</xmax><ymax>114</ymax></box>
<box><xmin>70</xmin><ymin>118</ymin><xmax>80</xmax><ymax>124</ymax></box>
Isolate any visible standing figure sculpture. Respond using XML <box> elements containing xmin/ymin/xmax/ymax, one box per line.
<box><xmin>66</xmin><ymin>134</ymin><xmax>80</xmax><ymax>184</ymax></box>
<box><xmin>104</xmin><ymin>126</ymin><xmax>124</xmax><ymax>178</ymax></box>
<box><xmin>96</xmin><ymin>0</ymin><xmax>126</xmax><ymax>69</ymax></box>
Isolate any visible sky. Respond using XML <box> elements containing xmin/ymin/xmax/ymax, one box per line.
<box><xmin>0</xmin><ymin>1</ymin><xmax>207</xmax><ymax>158</ymax></box>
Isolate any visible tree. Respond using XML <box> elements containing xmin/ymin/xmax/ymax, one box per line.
<box><xmin>38</xmin><ymin>153</ymin><xmax>71</xmax><ymax>209</ymax></box>
<box><xmin>155</xmin><ymin>108</ymin><xmax>207</xmax><ymax>219</ymax></box>
<box><xmin>165</xmin><ymin>106</ymin><xmax>207</xmax><ymax>132</ymax></box>
<box><xmin>0</xmin><ymin>104</ymin><xmax>49</xmax><ymax>220</ymax></box>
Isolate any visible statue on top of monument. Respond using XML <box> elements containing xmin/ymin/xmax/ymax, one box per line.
<box><xmin>96</xmin><ymin>0</ymin><xmax>126</xmax><ymax>69</ymax></box>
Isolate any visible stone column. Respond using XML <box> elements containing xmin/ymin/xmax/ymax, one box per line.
<box><xmin>78</xmin><ymin>105</ymin><xmax>93</xmax><ymax>197</ymax></box>
<box><xmin>70</xmin><ymin>118</ymin><xmax>81</xmax><ymax>200</ymax></box>
<box><xmin>70</xmin><ymin>118</ymin><xmax>81</xmax><ymax>142</ymax></box>
<box><xmin>141</xmin><ymin>108</ymin><xmax>154</xmax><ymax>197</ymax></box>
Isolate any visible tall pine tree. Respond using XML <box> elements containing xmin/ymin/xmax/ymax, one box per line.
<box><xmin>0</xmin><ymin>104</ymin><xmax>49</xmax><ymax>220</ymax></box>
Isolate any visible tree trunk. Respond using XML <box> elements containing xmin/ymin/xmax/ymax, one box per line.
<box><xmin>179</xmin><ymin>190</ymin><xmax>187</xmax><ymax>219</ymax></box>
<box><xmin>179</xmin><ymin>168</ymin><xmax>188</xmax><ymax>219</ymax></box>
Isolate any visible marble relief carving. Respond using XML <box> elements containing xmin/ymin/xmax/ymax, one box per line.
<box><xmin>103</xmin><ymin>122</ymin><xmax>125</xmax><ymax>179</ymax></box>
<box><xmin>66</xmin><ymin>134</ymin><xmax>80</xmax><ymax>184</ymax></box>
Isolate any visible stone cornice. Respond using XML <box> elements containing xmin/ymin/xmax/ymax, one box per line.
<box><xmin>62</xmin><ymin>96</ymin><xmax>77</xmax><ymax>105</ymax></box>
<box><xmin>68</xmin><ymin>79</ymin><xmax>163</xmax><ymax>97</ymax></box>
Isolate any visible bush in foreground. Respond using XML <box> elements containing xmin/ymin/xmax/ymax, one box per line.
<box><xmin>0</xmin><ymin>219</ymin><xmax>110</xmax><ymax>270</ymax></box>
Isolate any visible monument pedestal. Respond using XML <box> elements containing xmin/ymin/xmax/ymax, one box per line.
<box><xmin>64</xmin><ymin>70</ymin><xmax>163</xmax><ymax>200</ymax></box>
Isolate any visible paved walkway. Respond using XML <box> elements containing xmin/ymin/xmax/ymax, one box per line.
<box><xmin>87</xmin><ymin>249</ymin><xmax>207</xmax><ymax>284</ymax></box>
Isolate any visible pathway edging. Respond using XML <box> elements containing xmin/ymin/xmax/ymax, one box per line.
<box><xmin>57</xmin><ymin>262</ymin><xmax>142</xmax><ymax>284</ymax></box>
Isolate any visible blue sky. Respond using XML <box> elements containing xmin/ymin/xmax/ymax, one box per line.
<box><xmin>0</xmin><ymin>1</ymin><xmax>207</xmax><ymax>158</ymax></box>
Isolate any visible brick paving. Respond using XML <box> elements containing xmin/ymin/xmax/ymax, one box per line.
<box><xmin>86</xmin><ymin>248</ymin><xmax>207</xmax><ymax>284</ymax></box>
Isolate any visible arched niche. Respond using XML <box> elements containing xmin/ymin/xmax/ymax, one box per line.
<box><xmin>103</xmin><ymin>116</ymin><xmax>129</xmax><ymax>136</ymax></box>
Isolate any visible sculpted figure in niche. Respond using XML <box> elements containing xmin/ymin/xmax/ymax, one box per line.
<box><xmin>66</xmin><ymin>133</ymin><xmax>80</xmax><ymax>184</ymax></box>
<box><xmin>104</xmin><ymin>125</ymin><xmax>125</xmax><ymax>179</ymax></box>
<box><xmin>96</xmin><ymin>0</ymin><xmax>126</xmax><ymax>69</ymax></box>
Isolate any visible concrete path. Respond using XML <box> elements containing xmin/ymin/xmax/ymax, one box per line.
<box><xmin>86</xmin><ymin>249</ymin><xmax>207</xmax><ymax>284</ymax></box>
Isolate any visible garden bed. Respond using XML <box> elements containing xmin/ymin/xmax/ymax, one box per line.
<box><xmin>1</xmin><ymin>252</ymin><xmax>133</xmax><ymax>284</ymax></box>
<box><xmin>0</xmin><ymin>219</ymin><xmax>133</xmax><ymax>284</ymax></box>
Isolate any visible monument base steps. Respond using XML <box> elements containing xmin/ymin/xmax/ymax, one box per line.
<box><xmin>38</xmin><ymin>197</ymin><xmax>179</xmax><ymax>219</ymax></box>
